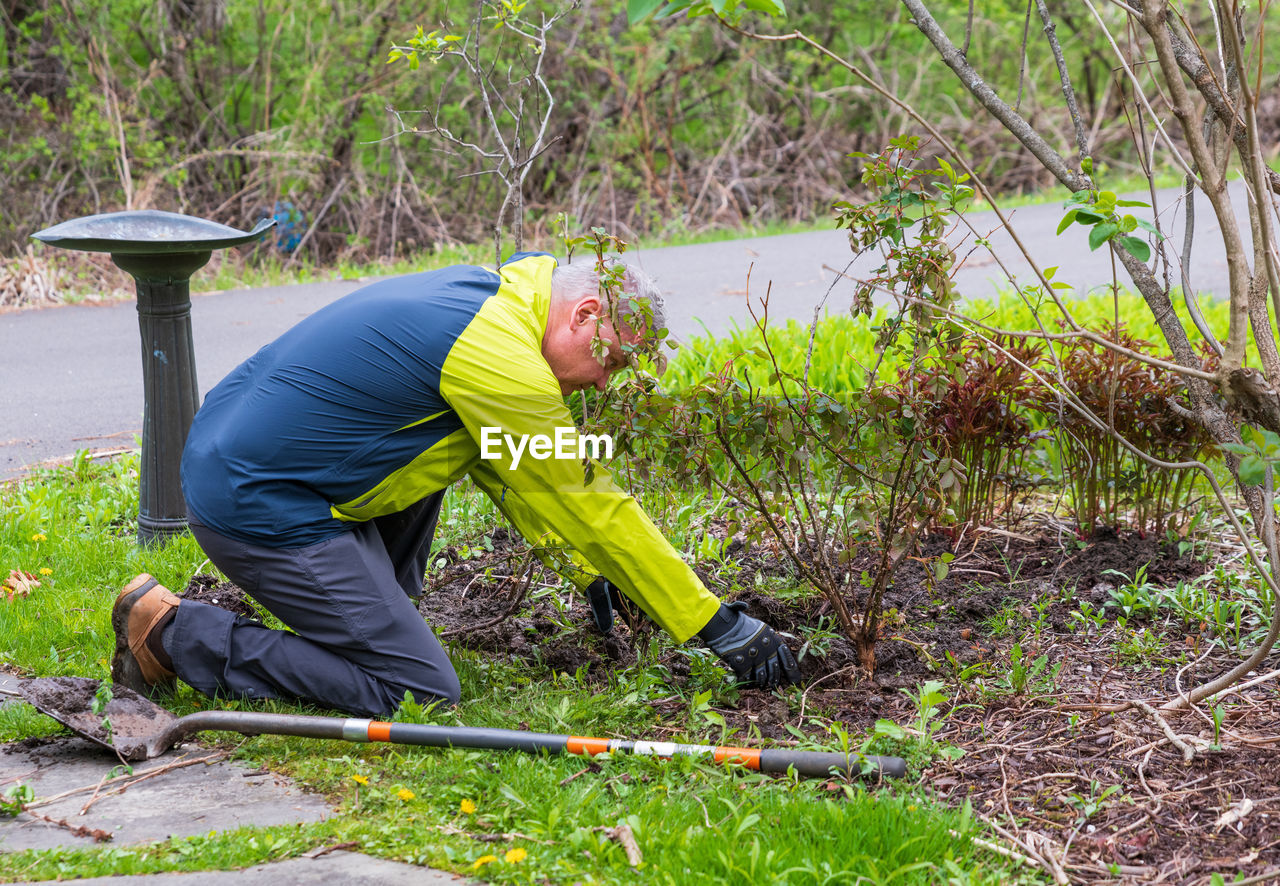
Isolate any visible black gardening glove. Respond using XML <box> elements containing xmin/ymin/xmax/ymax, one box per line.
<box><xmin>698</xmin><ymin>602</ymin><xmax>802</xmax><ymax>690</ymax></box>
<box><xmin>586</xmin><ymin>579</ymin><xmax>646</xmax><ymax>635</ymax></box>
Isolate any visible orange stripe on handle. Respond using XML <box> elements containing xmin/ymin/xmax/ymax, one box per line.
<box><xmin>714</xmin><ymin>747</ymin><xmax>762</xmax><ymax>769</ymax></box>
<box><xmin>367</xmin><ymin>721</ymin><xmax>392</xmax><ymax>742</ymax></box>
<box><xmin>566</xmin><ymin>736</ymin><xmax>611</xmax><ymax>756</ymax></box>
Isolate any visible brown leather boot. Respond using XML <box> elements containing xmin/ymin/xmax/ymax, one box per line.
<box><xmin>111</xmin><ymin>574</ymin><xmax>180</xmax><ymax>694</ymax></box>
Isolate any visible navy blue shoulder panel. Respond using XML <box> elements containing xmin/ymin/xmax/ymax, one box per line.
<box><xmin>181</xmin><ymin>264</ymin><xmax>503</xmax><ymax>546</ymax></box>
<box><xmin>500</xmin><ymin>250</ymin><xmax>554</xmax><ymax>266</ymax></box>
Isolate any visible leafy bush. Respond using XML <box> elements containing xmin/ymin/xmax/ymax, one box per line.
<box><xmin>909</xmin><ymin>336</ymin><xmax>1046</xmax><ymax>530</ymax></box>
<box><xmin>1044</xmin><ymin>330</ymin><xmax>1210</xmax><ymax>534</ymax></box>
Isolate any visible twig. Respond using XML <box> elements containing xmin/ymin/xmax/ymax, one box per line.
<box><xmin>796</xmin><ymin>665</ymin><xmax>857</xmax><ymax>724</ymax></box>
<box><xmin>950</xmin><ymin>828</ymin><xmax>1041</xmax><ymax>869</ymax></box>
<box><xmin>18</xmin><ymin>807</ymin><xmax>112</xmax><ymax>842</ymax></box>
<box><xmin>282</xmin><ymin>174</ymin><xmax>347</xmax><ymax>270</ymax></box>
<box><xmin>594</xmin><ymin>823</ymin><xmax>642</xmax><ymax>867</ymax></box>
<box><xmin>1131</xmin><ymin>700</ymin><xmax>1207</xmax><ymax>764</ymax></box>
<box><xmin>24</xmin><ymin>751</ymin><xmax>229</xmax><ymax>812</ymax></box>
<box><xmin>302</xmin><ymin>841</ymin><xmax>360</xmax><ymax>858</ymax></box>
<box><xmin>78</xmin><ymin>769</ymin><xmax>114</xmax><ymax>816</ymax></box>
<box><xmin>1203</xmin><ymin>667</ymin><xmax>1280</xmax><ymax>705</ymax></box>
<box><xmin>1136</xmin><ymin>747</ymin><xmax>1163</xmax><ymax>813</ymax></box>
<box><xmin>1023</xmin><ymin>831</ymin><xmax>1069</xmax><ymax>885</ymax></box>
<box><xmin>439</xmin><ymin>554</ymin><xmax>535</xmax><ymax>639</ymax></box>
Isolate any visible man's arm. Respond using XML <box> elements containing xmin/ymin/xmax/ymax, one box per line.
<box><xmin>468</xmin><ymin>459</ymin><xmax>601</xmax><ymax>593</ymax></box>
<box><xmin>438</xmin><ymin>284</ymin><xmax>719</xmax><ymax>641</ymax></box>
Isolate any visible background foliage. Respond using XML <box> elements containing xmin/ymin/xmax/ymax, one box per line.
<box><xmin>11</xmin><ymin>0</ymin><xmax>1276</xmax><ymax>264</ymax></box>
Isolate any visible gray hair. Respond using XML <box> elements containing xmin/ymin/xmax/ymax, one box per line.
<box><xmin>551</xmin><ymin>257</ymin><xmax>668</xmax><ymax>340</ymax></box>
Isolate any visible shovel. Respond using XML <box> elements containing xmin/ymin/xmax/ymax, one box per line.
<box><xmin>17</xmin><ymin>677</ymin><xmax>907</xmax><ymax>780</ymax></box>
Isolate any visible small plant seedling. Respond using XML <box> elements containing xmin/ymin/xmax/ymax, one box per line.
<box><xmin>90</xmin><ymin>681</ymin><xmax>114</xmax><ymax>744</ymax></box>
<box><xmin>1002</xmin><ymin>643</ymin><xmax>1059</xmax><ymax>696</ymax></box>
<box><xmin>1065</xmin><ymin>780</ymin><xmax>1124</xmax><ymax>824</ymax></box>
<box><xmin>1</xmin><ymin>783</ymin><xmax>34</xmax><ymax>817</ymax></box>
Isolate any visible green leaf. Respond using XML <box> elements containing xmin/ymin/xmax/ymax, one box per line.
<box><xmin>1088</xmin><ymin>223</ymin><xmax>1119</xmax><ymax>251</ymax></box>
<box><xmin>874</xmin><ymin>718</ymin><xmax>907</xmax><ymax>740</ymax></box>
<box><xmin>1115</xmin><ymin>198</ymin><xmax>1149</xmax><ymax>207</ymax></box>
<box><xmin>1118</xmin><ymin>235</ymin><xmax>1151</xmax><ymax>262</ymax></box>
<box><xmin>1055</xmin><ymin>211</ymin><xmax>1078</xmax><ymax>235</ymax></box>
<box><xmin>1239</xmin><ymin>454</ymin><xmax>1267</xmax><ymax>486</ymax></box>
<box><xmin>627</xmin><ymin>0</ymin><xmax>671</xmax><ymax>22</ymax></box>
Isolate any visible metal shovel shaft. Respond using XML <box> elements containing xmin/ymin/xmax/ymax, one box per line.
<box><xmin>165</xmin><ymin>710</ymin><xmax>907</xmax><ymax>779</ymax></box>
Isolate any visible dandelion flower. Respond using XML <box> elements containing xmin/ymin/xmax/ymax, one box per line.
<box><xmin>471</xmin><ymin>854</ymin><xmax>497</xmax><ymax>870</ymax></box>
<box><xmin>504</xmin><ymin>847</ymin><xmax>527</xmax><ymax>864</ymax></box>
<box><xmin>351</xmin><ymin>774</ymin><xmax>369</xmax><ymax>785</ymax></box>
<box><xmin>397</xmin><ymin>788</ymin><xmax>415</xmax><ymax>801</ymax></box>
<box><xmin>30</xmin><ymin>533</ymin><xmax>46</xmax><ymax>542</ymax></box>
<box><xmin>460</xmin><ymin>798</ymin><xmax>476</xmax><ymax>815</ymax></box>
<box><xmin>38</xmin><ymin>568</ymin><xmax>52</xmax><ymax>577</ymax></box>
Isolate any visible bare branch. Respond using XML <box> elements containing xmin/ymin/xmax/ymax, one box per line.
<box><xmin>900</xmin><ymin>0</ymin><xmax>1089</xmax><ymax>191</ymax></box>
<box><xmin>1034</xmin><ymin>0</ymin><xmax>1092</xmax><ymax>163</ymax></box>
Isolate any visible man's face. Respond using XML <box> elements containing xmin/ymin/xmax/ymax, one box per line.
<box><xmin>544</xmin><ymin>297</ymin><xmax>642</xmax><ymax>396</ymax></box>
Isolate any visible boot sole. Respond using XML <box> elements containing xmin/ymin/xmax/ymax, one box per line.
<box><xmin>111</xmin><ymin>576</ymin><xmax>175</xmax><ymax>695</ymax></box>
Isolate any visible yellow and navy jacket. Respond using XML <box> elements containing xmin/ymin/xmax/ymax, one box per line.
<box><xmin>180</xmin><ymin>253</ymin><xmax>719</xmax><ymax>641</ymax></box>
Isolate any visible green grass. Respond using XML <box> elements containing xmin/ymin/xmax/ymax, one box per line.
<box><xmin>661</xmin><ymin>285</ymin><xmax>1249</xmax><ymax>395</ymax></box>
<box><xmin>0</xmin><ymin>452</ymin><xmax>1040</xmax><ymax>883</ymax></box>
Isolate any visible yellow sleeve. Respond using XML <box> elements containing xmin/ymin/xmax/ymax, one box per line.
<box><xmin>438</xmin><ymin>268</ymin><xmax>719</xmax><ymax>642</ymax></box>
<box><xmin>468</xmin><ymin>459</ymin><xmax>600</xmax><ymax>592</ymax></box>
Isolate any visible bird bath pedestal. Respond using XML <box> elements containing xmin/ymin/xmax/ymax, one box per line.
<box><xmin>32</xmin><ymin>210</ymin><xmax>274</xmax><ymax>545</ymax></box>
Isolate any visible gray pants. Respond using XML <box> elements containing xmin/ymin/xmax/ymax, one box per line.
<box><xmin>173</xmin><ymin>493</ymin><xmax>460</xmax><ymax>718</ymax></box>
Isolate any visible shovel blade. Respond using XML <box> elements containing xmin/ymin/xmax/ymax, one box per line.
<box><xmin>17</xmin><ymin>676</ymin><xmax>181</xmax><ymax>760</ymax></box>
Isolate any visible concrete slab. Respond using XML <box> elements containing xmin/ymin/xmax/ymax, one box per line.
<box><xmin>0</xmin><ymin>737</ymin><xmax>332</xmax><ymax>851</ymax></box>
<box><xmin>0</xmin><ymin>850</ymin><xmax>469</xmax><ymax>885</ymax></box>
<box><xmin>0</xmin><ymin>674</ymin><xmax>19</xmax><ymax>705</ymax></box>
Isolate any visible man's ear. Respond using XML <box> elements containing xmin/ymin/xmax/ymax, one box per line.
<box><xmin>572</xmin><ymin>296</ymin><xmax>602</xmax><ymax>329</ymax></box>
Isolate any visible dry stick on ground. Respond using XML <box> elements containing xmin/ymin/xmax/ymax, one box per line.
<box><xmin>23</xmin><ymin>751</ymin><xmax>229</xmax><ymax>813</ymax></box>
<box><xmin>16</xmin><ymin>806</ymin><xmax>112</xmax><ymax>843</ymax></box>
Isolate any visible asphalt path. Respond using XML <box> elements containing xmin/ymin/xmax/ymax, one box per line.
<box><xmin>0</xmin><ymin>182</ymin><xmax>1249</xmax><ymax>480</ymax></box>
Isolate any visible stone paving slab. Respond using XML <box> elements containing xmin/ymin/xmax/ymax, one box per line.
<box><xmin>0</xmin><ymin>850</ymin><xmax>468</xmax><ymax>885</ymax></box>
<box><xmin>0</xmin><ymin>737</ymin><xmax>332</xmax><ymax>852</ymax></box>
<box><xmin>0</xmin><ymin>689</ymin><xmax>471</xmax><ymax>884</ymax></box>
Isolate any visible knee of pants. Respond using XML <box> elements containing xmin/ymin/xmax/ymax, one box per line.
<box><xmin>384</xmin><ymin>660</ymin><xmax>461</xmax><ymax>712</ymax></box>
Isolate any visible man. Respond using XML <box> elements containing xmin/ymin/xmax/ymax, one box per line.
<box><xmin>112</xmin><ymin>253</ymin><xmax>801</xmax><ymax>718</ymax></box>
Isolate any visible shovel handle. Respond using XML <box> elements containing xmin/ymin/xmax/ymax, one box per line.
<box><xmin>175</xmin><ymin>712</ymin><xmax>907</xmax><ymax>779</ymax></box>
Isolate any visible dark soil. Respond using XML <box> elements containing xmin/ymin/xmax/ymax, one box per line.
<box><xmin>180</xmin><ymin>573</ymin><xmax>261</xmax><ymax>619</ymax></box>
<box><xmin>17</xmin><ymin>676</ymin><xmax>177</xmax><ymax>761</ymax></box>
<box><xmin>163</xmin><ymin>522</ymin><xmax>1278</xmax><ymax>885</ymax></box>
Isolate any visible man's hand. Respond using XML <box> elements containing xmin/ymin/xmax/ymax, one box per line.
<box><xmin>698</xmin><ymin>602</ymin><xmax>801</xmax><ymax>690</ymax></box>
<box><xmin>585</xmin><ymin>578</ymin><xmax>647</xmax><ymax>635</ymax></box>
<box><xmin>585</xmin><ymin>579</ymin><xmax>621</xmax><ymax>634</ymax></box>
